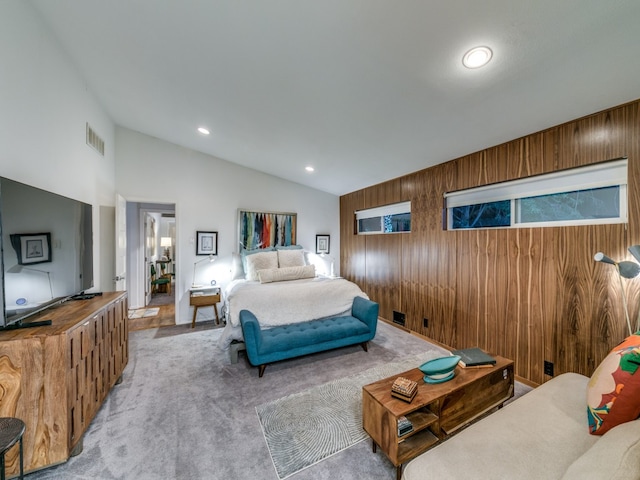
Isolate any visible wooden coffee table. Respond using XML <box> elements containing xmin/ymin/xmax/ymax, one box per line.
<box><xmin>362</xmin><ymin>355</ymin><xmax>514</xmax><ymax>480</ymax></box>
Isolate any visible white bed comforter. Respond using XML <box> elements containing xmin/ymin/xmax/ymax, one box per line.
<box><xmin>217</xmin><ymin>276</ymin><xmax>367</xmax><ymax>349</ymax></box>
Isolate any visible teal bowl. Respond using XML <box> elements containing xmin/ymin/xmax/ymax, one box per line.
<box><xmin>419</xmin><ymin>355</ymin><xmax>461</xmax><ymax>383</ymax></box>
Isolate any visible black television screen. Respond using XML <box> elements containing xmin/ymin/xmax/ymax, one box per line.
<box><xmin>0</xmin><ymin>177</ymin><xmax>93</xmax><ymax>328</ymax></box>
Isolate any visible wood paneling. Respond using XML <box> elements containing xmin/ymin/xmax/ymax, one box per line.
<box><xmin>365</xmin><ymin>234</ymin><xmax>403</xmax><ymax>322</ymax></box>
<box><xmin>341</xmin><ymin>99</ymin><xmax>640</xmax><ymax>385</ymax></box>
<box><xmin>399</xmin><ymin>163</ymin><xmax>458</xmax><ymax>343</ymax></box>
<box><xmin>340</xmin><ymin>191</ymin><xmax>366</xmax><ymax>286</ymax></box>
<box><xmin>364</xmin><ymin>177</ymin><xmax>403</xmax><ymax>209</ymax></box>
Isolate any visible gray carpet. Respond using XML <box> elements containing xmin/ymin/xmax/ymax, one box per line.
<box><xmin>26</xmin><ymin>321</ymin><xmax>532</xmax><ymax>480</ymax></box>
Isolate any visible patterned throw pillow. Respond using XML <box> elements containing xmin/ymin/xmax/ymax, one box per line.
<box><xmin>587</xmin><ymin>332</ymin><xmax>640</xmax><ymax>435</ymax></box>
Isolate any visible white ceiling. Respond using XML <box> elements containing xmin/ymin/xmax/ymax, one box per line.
<box><xmin>32</xmin><ymin>0</ymin><xmax>640</xmax><ymax>196</ymax></box>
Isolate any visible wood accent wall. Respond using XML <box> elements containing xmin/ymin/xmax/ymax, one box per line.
<box><xmin>340</xmin><ymin>99</ymin><xmax>640</xmax><ymax>385</ymax></box>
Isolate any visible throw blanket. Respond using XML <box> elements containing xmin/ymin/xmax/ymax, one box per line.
<box><xmin>225</xmin><ymin>276</ymin><xmax>367</xmax><ymax>328</ymax></box>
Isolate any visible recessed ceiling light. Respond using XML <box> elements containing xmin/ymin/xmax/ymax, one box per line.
<box><xmin>462</xmin><ymin>46</ymin><xmax>493</xmax><ymax>69</ymax></box>
<box><xmin>305</xmin><ymin>166</ymin><xmax>315</xmax><ymax>172</ymax></box>
<box><xmin>197</xmin><ymin>127</ymin><xmax>210</xmax><ymax>135</ymax></box>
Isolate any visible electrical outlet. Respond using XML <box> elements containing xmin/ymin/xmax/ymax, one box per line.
<box><xmin>544</xmin><ymin>360</ymin><xmax>554</xmax><ymax>377</ymax></box>
<box><xmin>423</xmin><ymin>318</ymin><xmax>429</xmax><ymax>328</ymax></box>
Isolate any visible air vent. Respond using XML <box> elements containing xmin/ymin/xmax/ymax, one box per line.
<box><xmin>86</xmin><ymin>122</ymin><xmax>105</xmax><ymax>156</ymax></box>
<box><xmin>393</xmin><ymin>311</ymin><xmax>406</xmax><ymax>327</ymax></box>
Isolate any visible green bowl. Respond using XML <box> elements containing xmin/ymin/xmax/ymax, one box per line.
<box><xmin>419</xmin><ymin>355</ymin><xmax>460</xmax><ymax>381</ymax></box>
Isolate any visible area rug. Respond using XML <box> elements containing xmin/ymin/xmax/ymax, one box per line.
<box><xmin>127</xmin><ymin>307</ymin><xmax>160</xmax><ymax>318</ymax></box>
<box><xmin>255</xmin><ymin>351</ymin><xmax>442</xmax><ymax>479</ymax></box>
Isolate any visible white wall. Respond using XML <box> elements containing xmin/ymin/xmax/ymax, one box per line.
<box><xmin>115</xmin><ymin>127</ymin><xmax>340</xmax><ymax>324</ymax></box>
<box><xmin>0</xmin><ymin>1</ymin><xmax>116</xmax><ymax>292</ymax></box>
<box><xmin>0</xmin><ymin>1</ymin><xmax>338</xmax><ymax>323</ymax></box>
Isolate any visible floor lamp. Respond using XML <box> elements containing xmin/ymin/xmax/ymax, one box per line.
<box><xmin>594</xmin><ymin>250</ymin><xmax>640</xmax><ymax>336</ymax></box>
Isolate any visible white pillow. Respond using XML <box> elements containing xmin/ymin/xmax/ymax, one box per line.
<box><xmin>258</xmin><ymin>265</ymin><xmax>316</xmax><ymax>283</ymax></box>
<box><xmin>245</xmin><ymin>251</ymin><xmax>278</xmax><ymax>281</ymax></box>
<box><xmin>277</xmin><ymin>249</ymin><xmax>306</xmax><ymax>268</ymax></box>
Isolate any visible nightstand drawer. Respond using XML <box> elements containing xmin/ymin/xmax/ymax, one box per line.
<box><xmin>190</xmin><ymin>293</ymin><xmax>220</xmax><ymax>307</ymax></box>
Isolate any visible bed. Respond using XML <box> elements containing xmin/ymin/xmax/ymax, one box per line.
<box><xmin>217</xmin><ymin>246</ymin><xmax>369</xmax><ymax>352</ymax></box>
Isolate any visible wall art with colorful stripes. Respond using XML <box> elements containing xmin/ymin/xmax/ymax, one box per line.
<box><xmin>238</xmin><ymin>210</ymin><xmax>297</xmax><ymax>250</ymax></box>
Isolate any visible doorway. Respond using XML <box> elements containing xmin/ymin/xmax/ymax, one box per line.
<box><xmin>145</xmin><ymin>211</ymin><xmax>175</xmax><ymax>307</ymax></box>
<box><xmin>125</xmin><ymin>202</ymin><xmax>177</xmax><ymax>330</ymax></box>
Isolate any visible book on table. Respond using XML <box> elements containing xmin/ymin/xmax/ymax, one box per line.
<box><xmin>451</xmin><ymin>347</ymin><xmax>496</xmax><ymax>368</ymax></box>
<box><xmin>397</xmin><ymin>416</ymin><xmax>413</xmax><ymax>436</ymax></box>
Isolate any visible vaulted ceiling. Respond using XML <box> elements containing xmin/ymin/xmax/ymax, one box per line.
<box><xmin>32</xmin><ymin>0</ymin><xmax>640</xmax><ymax>195</ymax></box>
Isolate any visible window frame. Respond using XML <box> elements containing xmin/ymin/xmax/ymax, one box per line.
<box><xmin>444</xmin><ymin>158</ymin><xmax>628</xmax><ymax>230</ymax></box>
<box><xmin>355</xmin><ymin>201</ymin><xmax>411</xmax><ymax>235</ymax></box>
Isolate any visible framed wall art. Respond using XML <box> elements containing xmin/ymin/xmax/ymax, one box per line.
<box><xmin>10</xmin><ymin>232</ymin><xmax>52</xmax><ymax>265</ymax></box>
<box><xmin>238</xmin><ymin>209</ymin><xmax>297</xmax><ymax>250</ymax></box>
<box><xmin>196</xmin><ymin>231</ymin><xmax>218</xmax><ymax>256</ymax></box>
<box><xmin>316</xmin><ymin>234</ymin><xmax>330</xmax><ymax>254</ymax></box>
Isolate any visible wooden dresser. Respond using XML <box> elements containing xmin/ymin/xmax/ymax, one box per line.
<box><xmin>0</xmin><ymin>292</ymin><xmax>128</xmax><ymax>477</ymax></box>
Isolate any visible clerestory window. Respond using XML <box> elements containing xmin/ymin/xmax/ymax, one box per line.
<box><xmin>356</xmin><ymin>201</ymin><xmax>411</xmax><ymax>234</ymax></box>
<box><xmin>444</xmin><ymin>158</ymin><xmax>627</xmax><ymax>230</ymax></box>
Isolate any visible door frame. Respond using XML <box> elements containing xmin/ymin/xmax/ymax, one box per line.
<box><xmin>123</xmin><ymin>200</ymin><xmax>177</xmax><ymax>311</ymax></box>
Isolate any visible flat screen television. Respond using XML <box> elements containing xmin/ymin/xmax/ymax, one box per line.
<box><xmin>0</xmin><ymin>177</ymin><xmax>93</xmax><ymax>329</ymax></box>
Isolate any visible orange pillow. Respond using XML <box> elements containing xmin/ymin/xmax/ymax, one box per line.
<box><xmin>587</xmin><ymin>333</ymin><xmax>640</xmax><ymax>435</ymax></box>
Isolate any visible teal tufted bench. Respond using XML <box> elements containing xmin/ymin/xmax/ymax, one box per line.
<box><xmin>239</xmin><ymin>296</ymin><xmax>379</xmax><ymax>377</ymax></box>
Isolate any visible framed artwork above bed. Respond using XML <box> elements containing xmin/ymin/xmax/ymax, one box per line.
<box><xmin>238</xmin><ymin>209</ymin><xmax>296</xmax><ymax>250</ymax></box>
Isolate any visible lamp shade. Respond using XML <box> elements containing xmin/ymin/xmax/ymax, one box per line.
<box><xmin>160</xmin><ymin>237</ymin><xmax>172</xmax><ymax>248</ymax></box>
<box><xmin>594</xmin><ymin>252</ymin><xmax>616</xmax><ymax>265</ymax></box>
<box><xmin>618</xmin><ymin>261</ymin><xmax>640</xmax><ymax>279</ymax></box>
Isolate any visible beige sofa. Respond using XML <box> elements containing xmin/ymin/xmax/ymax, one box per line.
<box><xmin>402</xmin><ymin>373</ymin><xmax>640</xmax><ymax>480</ymax></box>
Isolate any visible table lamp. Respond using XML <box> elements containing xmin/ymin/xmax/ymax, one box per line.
<box><xmin>192</xmin><ymin>255</ymin><xmax>216</xmax><ymax>287</ymax></box>
<box><xmin>160</xmin><ymin>237</ymin><xmax>172</xmax><ymax>259</ymax></box>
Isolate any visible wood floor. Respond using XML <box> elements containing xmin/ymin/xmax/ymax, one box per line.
<box><xmin>127</xmin><ymin>286</ymin><xmax>223</xmax><ymax>332</ymax></box>
<box><xmin>128</xmin><ymin>303</ymin><xmax>176</xmax><ymax>331</ymax></box>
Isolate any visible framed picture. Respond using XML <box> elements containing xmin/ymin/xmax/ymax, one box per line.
<box><xmin>10</xmin><ymin>233</ymin><xmax>52</xmax><ymax>265</ymax></box>
<box><xmin>316</xmin><ymin>234</ymin><xmax>330</xmax><ymax>254</ymax></box>
<box><xmin>196</xmin><ymin>231</ymin><xmax>218</xmax><ymax>256</ymax></box>
<box><xmin>238</xmin><ymin>209</ymin><xmax>297</xmax><ymax>250</ymax></box>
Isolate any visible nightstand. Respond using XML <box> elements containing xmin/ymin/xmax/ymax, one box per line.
<box><xmin>189</xmin><ymin>286</ymin><xmax>221</xmax><ymax>327</ymax></box>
